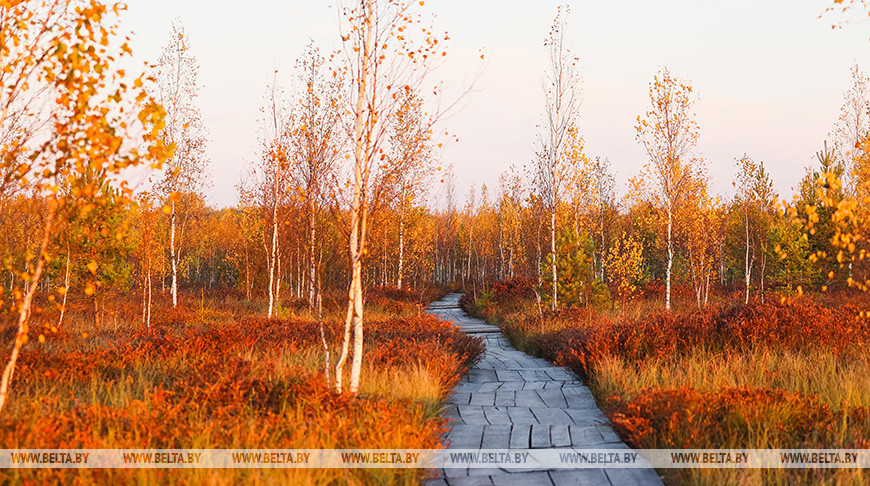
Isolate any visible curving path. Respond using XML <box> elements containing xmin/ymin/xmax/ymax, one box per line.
<box><xmin>425</xmin><ymin>293</ymin><xmax>663</xmax><ymax>486</ymax></box>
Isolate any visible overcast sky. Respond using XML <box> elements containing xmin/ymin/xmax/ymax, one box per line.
<box><xmin>123</xmin><ymin>0</ymin><xmax>870</xmax><ymax>208</ymax></box>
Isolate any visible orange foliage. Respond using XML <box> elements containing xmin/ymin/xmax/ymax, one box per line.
<box><xmin>495</xmin><ymin>299</ymin><xmax>870</xmax><ymax>379</ymax></box>
<box><xmin>1</xmin><ymin>295</ymin><xmax>483</xmax><ymax>483</ymax></box>
<box><xmin>608</xmin><ymin>386</ymin><xmax>870</xmax><ymax>450</ymax></box>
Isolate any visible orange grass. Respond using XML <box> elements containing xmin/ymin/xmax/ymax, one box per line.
<box><xmin>0</xmin><ymin>289</ymin><xmax>483</xmax><ymax>485</ymax></box>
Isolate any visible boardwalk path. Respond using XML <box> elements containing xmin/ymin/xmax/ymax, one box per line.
<box><xmin>425</xmin><ymin>293</ymin><xmax>662</xmax><ymax>486</ymax></box>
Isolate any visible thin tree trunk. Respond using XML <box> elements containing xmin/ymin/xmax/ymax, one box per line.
<box><xmin>665</xmin><ymin>207</ymin><xmax>674</xmax><ymax>310</ymax></box>
<box><xmin>689</xmin><ymin>245</ymin><xmax>701</xmax><ymax>310</ymax></box>
<box><xmin>350</xmin><ymin>257</ymin><xmax>364</xmax><ymax>393</ymax></box>
<box><xmin>267</xmin><ymin>185</ymin><xmax>278</xmax><ymax>318</ymax></box>
<box><xmin>336</xmin><ymin>2</ymin><xmax>373</xmax><ymax>394</ymax></box>
<box><xmin>307</xmin><ymin>200</ymin><xmax>317</xmax><ymax>313</ymax></box>
<box><xmin>704</xmin><ymin>273</ymin><xmax>710</xmax><ymax>306</ymax></box>
<box><xmin>275</xmin><ymin>245</ymin><xmax>282</xmax><ymax>310</ymax></box>
<box><xmin>600</xmin><ymin>208</ymin><xmax>606</xmax><ymax>280</ymax></box>
<box><xmin>498</xmin><ymin>215</ymin><xmax>505</xmax><ymax>279</ymax></box>
<box><xmin>170</xmin><ymin>201</ymin><xmax>178</xmax><ymax>307</ymax></box>
<box><xmin>397</xmin><ymin>208</ymin><xmax>405</xmax><ymax>288</ymax></box>
<box><xmin>760</xmin><ymin>246</ymin><xmax>766</xmax><ymax>304</ymax></box>
<box><xmin>467</xmin><ymin>223</ymin><xmax>473</xmax><ymax>287</ymax></box>
<box><xmin>744</xmin><ymin>212</ymin><xmax>751</xmax><ymax>305</ymax></box>
<box><xmin>146</xmin><ymin>264</ymin><xmax>152</xmax><ymax>331</ymax></box>
<box><xmin>93</xmin><ymin>293</ymin><xmax>100</xmax><ymax>328</ymax></box>
<box><xmin>244</xmin><ymin>241</ymin><xmax>251</xmax><ymax>301</ymax></box>
<box><xmin>335</xmin><ymin>275</ymin><xmax>355</xmax><ymax>392</ymax></box>
<box><xmin>317</xmin><ymin>266</ymin><xmax>329</xmax><ymax>383</ymax></box>
<box><xmin>550</xmin><ymin>207</ymin><xmax>557</xmax><ymax>310</ymax></box>
<box><xmin>161</xmin><ymin>248</ymin><xmax>166</xmax><ymax>293</ymax></box>
<box><xmin>0</xmin><ymin>204</ymin><xmax>56</xmax><ymax>414</ymax></box>
<box><xmin>509</xmin><ymin>244</ymin><xmax>514</xmax><ymax>278</ymax></box>
<box><xmin>142</xmin><ymin>268</ymin><xmax>147</xmax><ymax>325</ymax></box>
<box><xmin>536</xmin><ymin>218</ymin><xmax>543</xmax><ymax>287</ymax></box>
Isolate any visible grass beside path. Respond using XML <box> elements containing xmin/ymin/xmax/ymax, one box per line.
<box><xmin>463</xmin><ymin>278</ymin><xmax>870</xmax><ymax>486</ymax></box>
<box><xmin>0</xmin><ymin>286</ymin><xmax>484</xmax><ymax>485</ymax></box>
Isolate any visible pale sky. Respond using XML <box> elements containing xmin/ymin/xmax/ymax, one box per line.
<box><xmin>123</xmin><ymin>0</ymin><xmax>870</xmax><ymax>207</ymax></box>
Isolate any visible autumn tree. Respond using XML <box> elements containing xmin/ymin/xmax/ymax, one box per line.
<box><xmin>235</xmin><ymin>173</ymin><xmax>265</xmax><ymax>301</ymax></box>
<box><xmin>535</xmin><ymin>3</ymin><xmax>583</xmax><ymax>311</ymax></box>
<box><xmin>255</xmin><ymin>73</ymin><xmax>290</xmax><ymax>318</ymax></box>
<box><xmin>434</xmin><ymin>166</ymin><xmax>460</xmax><ymax>284</ymax></box>
<box><xmin>831</xmin><ymin>63</ymin><xmax>870</xmax><ymax>194</ymax></box>
<box><xmin>63</xmin><ymin>175</ymin><xmax>136</xmax><ymax>326</ymax></box>
<box><xmin>286</xmin><ymin>43</ymin><xmax>343</xmax><ymax>313</ymax></box>
<box><xmin>135</xmin><ymin>193</ymin><xmax>161</xmax><ymax>330</ymax></box>
<box><xmin>587</xmin><ymin>156</ymin><xmax>616</xmax><ymax>280</ymax></box>
<box><xmin>474</xmin><ymin>184</ymin><xmax>500</xmax><ymax>283</ymax></box>
<box><xmin>635</xmin><ymin>67</ymin><xmax>701</xmax><ymax>310</ymax></box>
<box><xmin>747</xmin><ymin>161</ymin><xmax>777</xmax><ymax>300</ymax></box>
<box><xmin>683</xmin><ymin>178</ymin><xmax>722</xmax><ymax>308</ymax></box>
<box><xmin>0</xmin><ymin>0</ymin><xmax>169</xmax><ymax>413</ymax></box>
<box><xmin>154</xmin><ymin>20</ymin><xmax>210</xmax><ymax>308</ymax></box>
<box><xmin>382</xmin><ymin>88</ymin><xmax>436</xmax><ymax>288</ymax></box>
<box><xmin>334</xmin><ymin>0</ymin><xmax>459</xmax><ymax>393</ymax></box>
<box><xmin>605</xmin><ymin>232</ymin><xmax>644</xmax><ymax>308</ymax></box>
<box><xmin>498</xmin><ymin>166</ymin><xmax>524</xmax><ymax>279</ymax></box>
<box><xmin>734</xmin><ymin>155</ymin><xmax>760</xmax><ymax>303</ymax></box>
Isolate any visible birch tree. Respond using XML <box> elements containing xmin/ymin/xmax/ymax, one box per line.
<box><xmin>589</xmin><ymin>157</ymin><xmax>615</xmax><ymax>280</ymax></box>
<box><xmin>535</xmin><ymin>3</ymin><xmax>583</xmax><ymax>311</ymax></box>
<box><xmin>754</xmin><ymin>163</ymin><xmax>776</xmax><ymax>301</ymax></box>
<box><xmin>734</xmin><ymin>155</ymin><xmax>758</xmax><ymax>304</ymax></box>
<box><xmin>154</xmin><ymin>20</ymin><xmax>210</xmax><ymax>308</ymax></box>
<box><xmin>257</xmin><ymin>73</ymin><xmax>290</xmax><ymax>318</ymax></box>
<box><xmin>136</xmin><ymin>193</ymin><xmax>160</xmax><ymax>331</ymax></box>
<box><xmin>383</xmin><ymin>88</ymin><xmax>435</xmax><ymax>288</ymax></box>
<box><xmin>831</xmin><ymin>63</ymin><xmax>870</xmax><ymax>197</ymax></box>
<box><xmin>635</xmin><ymin>67</ymin><xmax>701</xmax><ymax>311</ymax></box>
<box><xmin>498</xmin><ymin>166</ymin><xmax>524</xmax><ymax>279</ymax></box>
<box><xmin>0</xmin><ymin>0</ymin><xmax>169</xmax><ymax>413</ymax></box>
<box><xmin>334</xmin><ymin>0</ymin><xmax>459</xmax><ymax>393</ymax></box>
<box><xmin>286</xmin><ymin>43</ymin><xmax>343</xmax><ymax>313</ymax></box>
<box><xmin>683</xmin><ymin>178</ymin><xmax>721</xmax><ymax>309</ymax></box>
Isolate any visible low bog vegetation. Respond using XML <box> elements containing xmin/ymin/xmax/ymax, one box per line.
<box><xmin>466</xmin><ymin>279</ymin><xmax>870</xmax><ymax>485</ymax></box>
<box><xmin>1</xmin><ymin>287</ymin><xmax>483</xmax><ymax>485</ymax></box>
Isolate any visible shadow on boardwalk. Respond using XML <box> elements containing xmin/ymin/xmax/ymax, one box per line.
<box><xmin>425</xmin><ymin>293</ymin><xmax>663</xmax><ymax>486</ymax></box>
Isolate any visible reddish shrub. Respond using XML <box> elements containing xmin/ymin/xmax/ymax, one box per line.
<box><xmin>608</xmin><ymin>386</ymin><xmax>870</xmax><ymax>450</ymax></box>
<box><xmin>492</xmin><ymin>277</ymin><xmax>537</xmax><ymax>302</ymax></box>
<box><xmin>367</xmin><ymin>286</ymin><xmax>424</xmax><ymax>314</ymax></box>
<box><xmin>368</xmin><ymin>285</ymin><xmax>423</xmax><ymax>303</ymax></box>
<box><xmin>496</xmin><ymin>300</ymin><xmax>870</xmax><ymax>380</ymax></box>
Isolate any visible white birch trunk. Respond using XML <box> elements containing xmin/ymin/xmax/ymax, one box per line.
<box><xmin>336</xmin><ymin>1</ymin><xmax>373</xmax><ymax>393</ymax></box>
<box><xmin>170</xmin><ymin>200</ymin><xmax>178</xmax><ymax>307</ymax></box>
<box><xmin>308</xmin><ymin>200</ymin><xmax>317</xmax><ymax>312</ymax></box>
<box><xmin>146</xmin><ymin>264</ymin><xmax>152</xmax><ymax>331</ymax></box>
<box><xmin>550</xmin><ymin>207</ymin><xmax>557</xmax><ymax>310</ymax></box>
<box><xmin>397</xmin><ymin>212</ymin><xmax>405</xmax><ymax>288</ymax></box>
<box><xmin>267</xmin><ymin>180</ymin><xmax>278</xmax><ymax>318</ymax></box>
<box><xmin>665</xmin><ymin>206</ymin><xmax>674</xmax><ymax>310</ymax></box>
<box><xmin>744</xmin><ymin>212</ymin><xmax>751</xmax><ymax>306</ymax></box>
